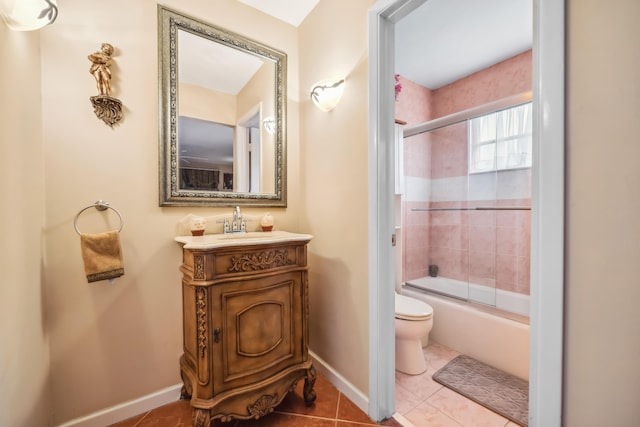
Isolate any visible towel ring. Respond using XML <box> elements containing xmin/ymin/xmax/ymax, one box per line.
<box><xmin>74</xmin><ymin>200</ymin><xmax>123</xmax><ymax>235</ymax></box>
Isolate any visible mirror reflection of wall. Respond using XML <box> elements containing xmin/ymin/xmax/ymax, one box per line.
<box><xmin>177</xmin><ymin>28</ymin><xmax>275</xmax><ymax>194</ymax></box>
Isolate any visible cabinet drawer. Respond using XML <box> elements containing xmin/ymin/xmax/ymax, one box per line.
<box><xmin>186</xmin><ymin>243</ymin><xmax>307</xmax><ymax>281</ymax></box>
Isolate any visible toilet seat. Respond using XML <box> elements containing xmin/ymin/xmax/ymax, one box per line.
<box><xmin>395</xmin><ymin>293</ymin><xmax>433</xmax><ymax>321</ymax></box>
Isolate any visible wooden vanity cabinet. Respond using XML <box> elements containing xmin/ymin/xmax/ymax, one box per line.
<box><xmin>177</xmin><ymin>236</ymin><xmax>316</xmax><ymax>426</ymax></box>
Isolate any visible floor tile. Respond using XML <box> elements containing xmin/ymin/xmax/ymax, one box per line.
<box><xmin>427</xmin><ymin>387</ymin><xmax>509</xmax><ymax>427</ymax></box>
<box><xmin>336</xmin><ymin>393</ymin><xmax>377</xmax><ymax>424</ymax></box>
<box><xmin>236</xmin><ymin>413</ymin><xmax>336</xmax><ymax>427</ymax></box>
<box><xmin>114</xmin><ymin>399</ymin><xmax>193</xmax><ymax>427</ymax></box>
<box><xmin>337</xmin><ymin>422</ymin><xmax>378</xmax><ymax>427</ymax></box>
<box><xmin>276</xmin><ymin>373</ymin><xmax>340</xmax><ymax>418</ymax></box>
<box><xmin>404</xmin><ymin>400</ymin><xmax>462</xmax><ymax>427</ymax></box>
<box><xmin>395</xmin><ymin>366</ymin><xmax>443</xmax><ymax>402</ymax></box>
<box><xmin>110</xmin><ymin>343</ymin><xmax>522</xmax><ymax>427</ymax></box>
<box><xmin>422</xmin><ymin>343</ymin><xmax>460</xmax><ymax>371</ymax></box>
<box><xmin>378</xmin><ymin>417</ymin><xmax>404</xmax><ymax>427</ymax></box>
<box><xmin>394</xmin><ymin>381</ymin><xmax>424</xmax><ymax>415</ymax></box>
<box><xmin>109</xmin><ymin>411</ymin><xmax>149</xmax><ymax>427</ymax></box>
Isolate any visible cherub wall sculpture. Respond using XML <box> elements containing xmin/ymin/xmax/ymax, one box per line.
<box><xmin>88</xmin><ymin>43</ymin><xmax>123</xmax><ymax>127</ymax></box>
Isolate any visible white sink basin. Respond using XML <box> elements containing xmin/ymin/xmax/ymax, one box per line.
<box><xmin>175</xmin><ymin>230</ymin><xmax>313</xmax><ymax>249</ymax></box>
<box><xmin>217</xmin><ymin>232</ymin><xmax>274</xmax><ymax>240</ymax></box>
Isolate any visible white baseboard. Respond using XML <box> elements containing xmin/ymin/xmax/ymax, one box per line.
<box><xmin>308</xmin><ymin>350</ymin><xmax>369</xmax><ymax>415</ymax></box>
<box><xmin>55</xmin><ymin>384</ymin><xmax>182</xmax><ymax>427</ymax></box>
<box><xmin>308</xmin><ymin>355</ymin><xmax>411</xmax><ymax>426</ymax></box>
<box><xmin>53</xmin><ymin>356</ymin><xmax>363</xmax><ymax>427</ymax></box>
<box><xmin>57</xmin><ymin>355</ymin><xmax>378</xmax><ymax>427</ymax></box>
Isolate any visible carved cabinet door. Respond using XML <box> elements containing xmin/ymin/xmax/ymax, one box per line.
<box><xmin>210</xmin><ymin>271</ymin><xmax>304</xmax><ymax>393</ymax></box>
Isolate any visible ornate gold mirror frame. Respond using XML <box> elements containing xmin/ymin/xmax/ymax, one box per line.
<box><xmin>158</xmin><ymin>6</ymin><xmax>287</xmax><ymax>207</ymax></box>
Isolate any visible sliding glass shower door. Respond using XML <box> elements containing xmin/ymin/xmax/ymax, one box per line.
<box><xmin>400</xmin><ymin>102</ymin><xmax>532</xmax><ymax>316</ymax></box>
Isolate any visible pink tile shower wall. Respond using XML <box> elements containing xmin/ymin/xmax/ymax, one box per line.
<box><xmin>426</xmin><ymin>199</ymin><xmax>531</xmax><ymax>295</ymax></box>
<box><xmin>396</xmin><ymin>51</ymin><xmax>532</xmax><ymax>296</ymax></box>
<box><xmin>428</xmin><ymin>202</ymin><xmax>470</xmax><ymax>283</ymax></box>
<box><xmin>396</xmin><ymin>77</ymin><xmax>433</xmax><ymax>179</ymax></box>
<box><xmin>396</xmin><ymin>77</ymin><xmax>434</xmax><ymax>278</ymax></box>
<box><xmin>429</xmin><ymin>122</ymin><xmax>468</xmax><ymax>179</ymax></box>
<box><xmin>395</xmin><ymin>76</ymin><xmax>433</xmax><ymax>125</ymax></box>
<box><xmin>403</xmin><ymin>200</ymin><xmax>431</xmax><ymax>280</ymax></box>
<box><xmin>432</xmin><ymin>50</ymin><xmax>532</xmax><ymax>118</ymax></box>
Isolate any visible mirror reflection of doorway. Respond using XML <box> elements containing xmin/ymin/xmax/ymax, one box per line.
<box><xmin>236</xmin><ymin>107</ymin><xmax>262</xmax><ymax>193</ymax></box>
<box><xmin>250</xmin><ymin>125</ymin><xmax>261</xmax><ymax>193</ymax></box>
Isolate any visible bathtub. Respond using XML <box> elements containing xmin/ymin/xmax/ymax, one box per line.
<box><xmin>405</xmin><ymin>275</ymin><xmax>530</xmax><ymax>317</ymax></box>
<box><xmin>402</xmin><ymin>278</ymin><xmax>530</xmax><ymax>380</ymax></box>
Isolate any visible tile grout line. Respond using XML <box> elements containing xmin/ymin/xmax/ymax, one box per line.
<box><xmin>273</xmin><ymin>410</ymin><xmax>347</xmax><ymax>423</ymax></box>
<box><xmin>130</xmin><ymin>410</ymin><xmax>152</xmax><ymax>427</ymax></box>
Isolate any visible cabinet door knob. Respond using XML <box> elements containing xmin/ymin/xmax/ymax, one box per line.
<box><xmin>213</xmin><ymin>328</ymin><xmax>221</xmax><ymax>343</ymax></box>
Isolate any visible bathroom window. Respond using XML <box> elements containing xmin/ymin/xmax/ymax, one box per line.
<box><xmin>469</xmin><ymin>102</ymin><xmax>532</xmax><ymax>173</ymax></box>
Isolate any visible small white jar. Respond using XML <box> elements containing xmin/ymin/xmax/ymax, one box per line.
<box><xmin>190</xmin><ymin>217</ymin><xmax>206</xmax><ymax>236</ymax></box>
<box><xmin>260</xmin><ymin>212</ymin><xmax>274</xmax><ymax>232</ymax></box>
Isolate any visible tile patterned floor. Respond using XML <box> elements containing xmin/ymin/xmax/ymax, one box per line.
<box><xmin>111</xmin><ymin>343</ymin><xmax>524</xmax><ymax>427</ymax></box>
<box><xmin>110</xmin><ymin>371</ymin><xmax>402</xmax><ymax>427</ymax></box>
<box><xmin>395</xmin><ymin>343</ymin><xmax>524</xmax><ymax>427</ymax></box>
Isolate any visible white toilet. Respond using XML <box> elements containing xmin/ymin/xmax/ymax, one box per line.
<box><xmin>393</xmin><ymin>213</ymin><xmax>434</xmax><ymax>374</ymax></box>
<box><xmin>395</xmin><ymin>292</ymin><xmax>434</xmax><ymax>375</ymax></box>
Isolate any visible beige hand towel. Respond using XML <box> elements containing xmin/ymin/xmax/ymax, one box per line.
<box><xmin>80</xmin><ymin>230</ymin><xmax>124</xmax><ymax>283</ymax></box>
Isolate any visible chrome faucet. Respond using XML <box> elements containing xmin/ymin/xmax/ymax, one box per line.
<box><xmin>224</xmin><ymin>206</ymin><xmax>246</xmax><ymax>234</ymax></box>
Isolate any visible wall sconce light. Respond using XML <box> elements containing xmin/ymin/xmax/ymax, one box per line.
<box><xmin>0</xmin><ymin>0</ymin><xmax>58</xmax><ymax>31</ymax></box>
<box><xmin>310</xmin><ymin>79</ymin><xmax>345</xmax><ymax>112</ymax></box>
<box><xmin>263</xmin><ymin>117</ymin><xmax>276</xmax><ymax>135</ymax></box>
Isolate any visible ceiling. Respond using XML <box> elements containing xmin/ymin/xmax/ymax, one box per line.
<box><xmin>395</xmin><ymin>0</ymin><xmax>532</xmax><ymax>89</ymax></box>
<box><xmin>237</xmin><ymin>0</ymin><xmax>321</xmax><ymax>27</ymax></box>
<box><xmin>243</xmin><ymin>0</ymin><xmax>532</xmax><ymax>90</ymax></box>
<box><xmin>179</xmin><ymin>30</ymin><xmax>264</xmax><ymax>94</ymax></box>
<box><xmin>179</xmin><ymin>117</ymin><xmax>234</xmax><ymax>168</ymax></box>
<box><xmin>178</xmin><ymin>0</ymin><xmax>532</xmax><ymax>169</ymax></box>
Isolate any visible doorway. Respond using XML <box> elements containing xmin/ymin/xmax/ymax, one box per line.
<box><xmin>367</xmin><ymin>0</ymin><xmax>565</xmax><ymax>425</ymax></box>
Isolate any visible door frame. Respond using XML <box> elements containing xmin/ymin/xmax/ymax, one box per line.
<box><xmin>367</xmin><ymin>0</ymin><xmax>566</xmax><ymax>425</ymax></box>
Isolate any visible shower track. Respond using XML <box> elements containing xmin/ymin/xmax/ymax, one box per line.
<box><xmin>403</xmin><ymin>91</ymin><xmax>532</xmax><ymax>137</ymax></box>
<box><xmin>411</xmin><ymin>207</ymin><xmax>530</xmax><ymax>211</ymax></box>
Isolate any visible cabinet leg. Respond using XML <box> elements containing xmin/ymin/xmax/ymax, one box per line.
<box><xmin>180</xmin><ymin>385</ymin><xmax>191</xmax><ymax>400</ymax></box>
<box><xmin>303</xmin><ymin>365</ymin><xmax>317</xmax><ymax>406</ymax></box>
<box><xmin>192</xmin><ymin>408</ymin><xmax>210</xmax><ymax>427</ymax></box>
<box><xmin>180</xmin><ymin>370</ymin><xmax>192</xmax><ymax>400</ymax></box>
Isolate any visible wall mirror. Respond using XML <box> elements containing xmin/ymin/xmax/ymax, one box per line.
<box><xmin>158</xmin><ymin>6</ymin><xmax>287</xmax><ymax>206</ymax></box>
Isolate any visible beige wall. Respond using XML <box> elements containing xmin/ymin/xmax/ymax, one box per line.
<box><xmin>237</xmin><ymin>61</ymin><xmax>277</xmax><ymax>193</ymax></box>
<box><xmin>179</xmin><ymin>83</ymin><xmax>237</xmax><ymax>124</ymax></box>
<box><xmin>0</xmin><ymin>23</ymin><xmax>50</xmax><ymax>427</ymax></box>
<box><xmin>299</xmin><ymin>0</ymin><xmax>375</xmax><ymax>396</ymax></box>
<box><xmin>39</xmin><ymin>0</ymin><xmax>299</xmax><ymax>424</ymax></box>
<box><xmin>3</xmin><ymin>0</ymin><xmax>640</xmax><ymax>425</ymax></box>
<box><xmin>564</xmin><ymin>0</ymin><xmax>640</xmax><ymax>425</ymax></box>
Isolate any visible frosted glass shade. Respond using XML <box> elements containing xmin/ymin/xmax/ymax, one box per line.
<box><xmin>0</xmin><ymin>0</ymin><xmax>58</xmax><ymax>31</ymax></box>
<box><xmin>310</xmin><ymin>79</ymin><xmax>345</xmax><ymax>112</ymax></box>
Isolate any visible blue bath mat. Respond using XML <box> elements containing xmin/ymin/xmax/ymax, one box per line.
<box><xmin>432</xmin><ymin>355</ymin><xmax>529</xmax><ymax>426</ymax></box>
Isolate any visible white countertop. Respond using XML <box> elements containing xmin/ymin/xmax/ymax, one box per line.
<box><xmin>175</xmin><ymin>230</ymin><xmax>313</xmax><ymax>249</ymax></box>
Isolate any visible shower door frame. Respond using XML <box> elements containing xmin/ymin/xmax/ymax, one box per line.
<box><xmin>367</xmin><ymin>0</ymin><xmax>565</xmax><ymax>425</ymax></box>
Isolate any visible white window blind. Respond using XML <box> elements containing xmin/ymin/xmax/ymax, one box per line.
<box><xmin>469</xmin><ymin>102</ymin><xmax>532</xmax><ymax>173</ymax></box>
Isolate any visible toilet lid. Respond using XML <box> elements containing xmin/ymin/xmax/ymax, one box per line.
<box><xmin>395</xmin><ymin>294</ymin><xmax>433</xmax><ymax>320</ymax></box>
